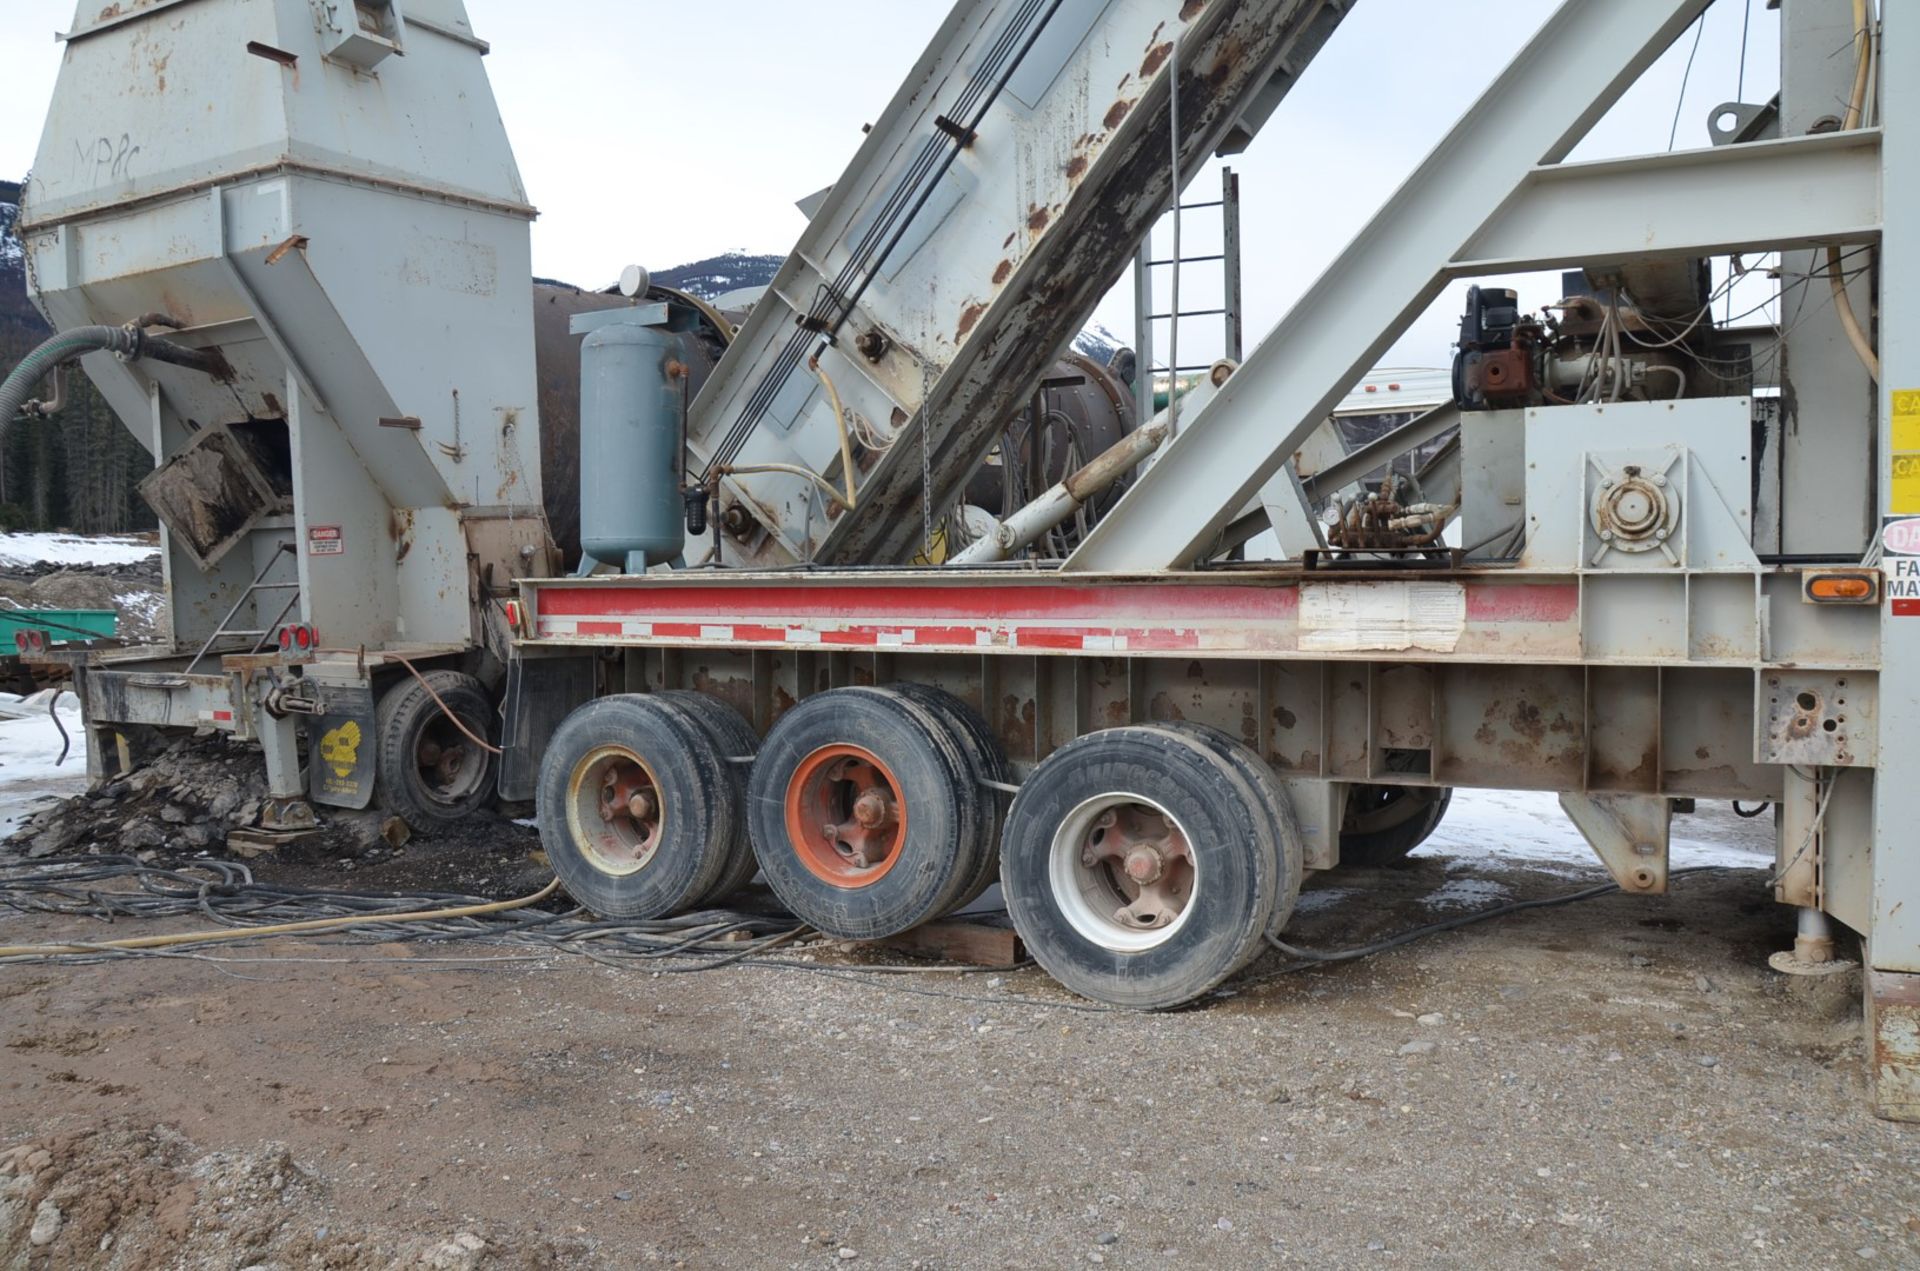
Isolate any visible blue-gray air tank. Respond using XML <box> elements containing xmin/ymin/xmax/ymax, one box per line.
<box><xmin>578</xmin><ymin>317</ymin><xmax>686</xmax><ymax>573</ymax></box>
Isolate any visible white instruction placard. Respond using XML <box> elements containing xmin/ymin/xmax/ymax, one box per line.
<box><xmin>1299</xmin><ymin>580</ymin><xmax>1467</xmax><ymax>653</ymax></box>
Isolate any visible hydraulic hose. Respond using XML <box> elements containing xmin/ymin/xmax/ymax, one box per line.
<box><xmin>0</xmin><ymin>877</ymin><xmax>563</xmax><ymax>958</ymax></box>
<box><xmin>0</xmin><ymin>323</ymin><xmax>227</xmax><ymax>427</ymax></box>
<box><xmin>1829</xmin><ymin>0</ymin><xmax>1881</xmax><ymax>383</ymax></box>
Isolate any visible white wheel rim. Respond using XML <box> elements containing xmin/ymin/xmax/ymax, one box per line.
<box><xmin>1048</xmin><ymin>792</ymin><xmax>1199</xmax><ymax>952</ymax></box>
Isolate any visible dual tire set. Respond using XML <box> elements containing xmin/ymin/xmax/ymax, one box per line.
<box><xmin>536</xmin><ymin>686</ymin><xmax>1309</xmax><ymax>1009</ymax></box>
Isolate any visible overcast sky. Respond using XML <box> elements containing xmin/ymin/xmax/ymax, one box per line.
<box><xmin>0</xmin><ymin>0</ymin><xmax>1779</xmax><ymax>368</ymax></box>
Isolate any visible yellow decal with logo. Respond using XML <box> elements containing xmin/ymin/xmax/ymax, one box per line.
<box><xmin>1896</xmin><ymin>390</ymin><xmax>1920</xmax><ymax>514</ymax></box>
<box><xmin>319</xmin><ymin>721</ymin><xmax>362</xmax><ymax>780</ymax></box>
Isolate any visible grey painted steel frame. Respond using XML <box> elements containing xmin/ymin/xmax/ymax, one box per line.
<box><xmin>1871</xmin><ymin>2</ymin><xmax>1920</xmax><ymax>1118</ymax></box>
<box><xmin>1072</xmin><ymin>0</ymin><xmax>1734</xmax><ymax>570</ymax></box>
<box><xmin>1047</xmin><ymin>0</ymin><xmax>1916</xmax><ymax>1112</ymax></box>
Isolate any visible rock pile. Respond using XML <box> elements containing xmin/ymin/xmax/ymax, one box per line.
<box><xmin>3</xmin><ymin>731</ymin><xmax>416</xmax><ymax>867</ymax></box>
<box><xmin>8</xmin><ymin>733</ymin><xmax>273</xmax><ymax>859</ymax></box>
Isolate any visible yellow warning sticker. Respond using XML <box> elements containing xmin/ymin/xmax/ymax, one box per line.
<box><xmin>1896</xmin><ymin>453</ymin><xmax>1920</xmax><ymax>515</ymax></box>
<box><xmin>1898</xmin><ymin>389</ymin><xmax>1920</xmax><ymax>452</ymax></box>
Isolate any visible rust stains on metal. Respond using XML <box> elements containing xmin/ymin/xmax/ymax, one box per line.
<box><xmin>1003</xmin><ymin>231</ymin><xmax>1017</xmax><ymax>250</ymax></box>
<box><xmin>247</xmin><ymin>41</ymin><xmax>299</xmax><ymax>67</ymax></box>
<box><xmin>1142</xmin><ymin>41</ymin><xmax>1175</xmax><ymax>78</ymax></box>
<box><xmin>1065</xmin><ymin>154</ymin><xmax>1090</xmax><ymax>183</ymax></box>
<box><xmin>1180</xmin><ymin>0</ymin><xmax>1206</xmax><ymax>20</ymax></box>
<box><xmin>262</xmin><ymin>391</ymin><xmax>284</xmax><ymax>418</ymax></box>
<box><xmin>1104</xmin><ymin>98</ymin><xmax>1135</xmax><ymax>131</ymax></box>
<box><xmin>956</xmin><ymin>302</ymin><xmax>988</xmax><ymax>341</ymax></box>
<box><xmin>1027</xmin><ymin>205</ymin><xmax>1052</xmax><ymax>233</ymax></box>
<box><xmin>992</xmin><ymin>260</ymin><xmax>1014</xmax><ymax>286</ymax></box>
<box><xmin>264</xmin><ymin>234</ymin><xmax>309</xmax><ymax>266</ymax></box>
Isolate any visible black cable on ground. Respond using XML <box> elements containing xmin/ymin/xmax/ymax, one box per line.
<box><xmin>2</xmin><ymin>856</ymin><xmax>1750</xmax><ymax>1011</ymax></box>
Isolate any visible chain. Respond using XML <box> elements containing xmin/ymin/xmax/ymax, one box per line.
<box><xmin>920</xmin><ymin>362</ymin><xmax>935</xmax><ymax>553</ymax></box>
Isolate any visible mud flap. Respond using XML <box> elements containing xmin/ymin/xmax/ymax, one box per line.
<box><xmin>498</xmin><ymin>653</ymin><xmax>596</xmax><ymax>802</ymax></box>
<box><xmin>309</xmin><ymin>688</ymin><xmax>378</xmax><ymax>810</ymax></box>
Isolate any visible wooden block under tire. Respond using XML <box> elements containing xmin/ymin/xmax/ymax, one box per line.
<box><xmin>867</xmin><ymin>920</ymin><xmax>1025</xmax><ymax>967</ymax></box>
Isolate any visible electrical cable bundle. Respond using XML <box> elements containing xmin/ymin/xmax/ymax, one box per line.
<box><xmin>0</xmin><ymin>854</ymin><xmax>1748</xmax><ymax>1014</ymax></box>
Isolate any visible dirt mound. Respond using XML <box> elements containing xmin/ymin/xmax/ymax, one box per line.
<box><xmin>0</xmin><ymin>562</ymin><xmax>168</xmax><ymax>646</ymax></box>
<box><xmin>9</xmin><ymin>733</ymin><xmax>278</xmax><ymax>860</ymax></box>
<box><xmin>3</xmin><ymin>730</ymin><xmax>551</xmax><ymax>900</ymax></box>
<box><xmin>0</xmin><ymin>1121</ymin><xmax>590</xmax><ymax>1267</ymax></box>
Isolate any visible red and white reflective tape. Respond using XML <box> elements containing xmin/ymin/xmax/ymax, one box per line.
<box><xmin>531</xmin><ymin>615</ymin><xmax>1184</xmax><ymax>653</ymax></box>
<box><xmin>521</xmin><ymin>579</ymin><xmax>1579</xmax><ymax>657</ymax></box>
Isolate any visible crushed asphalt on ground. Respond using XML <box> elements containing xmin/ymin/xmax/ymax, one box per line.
<box><xmin>0</xmin><ymin>792</ymin><xmax>1915</xmax><ymax>1268</ymax></box>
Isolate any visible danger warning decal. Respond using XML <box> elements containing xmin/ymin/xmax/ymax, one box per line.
<box><xmin>1890</xmin><ymin>557</ymin><xmax>1920</xmax><ymax>616</ymax></box>
<box><xmin>1885</xmin><ymin>517</ymin><xmax>1920</xmax><ymax>556</ymax></box>
<box><xmin>308</xmin><ymin>525</ymin><xmax>344</xmax><ymax>557</ymax></box>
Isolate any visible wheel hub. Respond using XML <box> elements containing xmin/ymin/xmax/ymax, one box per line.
<box><xmin>786</xmin><ymin>746</ymin><xmax>909</xmax><ymax>886</ymax></box>
<box><xmin>1078</xmin><ymin>802</ymin><xmax>1193</xmax><ymax>931</ymax></box>
<box><xmin>415</xmin><ymin>722</ymin><xmax>476</xmax><ymax>797</ymax></box>
<box><xmin>566</xmin><ymin>746</ymin><xmax>666</xmax><ymax>877</ymax></box>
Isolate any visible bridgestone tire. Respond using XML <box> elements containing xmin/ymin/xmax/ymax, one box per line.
<box><xmin>655</xmin><ymin>691</ymin><xmax>761</xmax><ymax>904</ymax></box>
<box><xmin>372</xmin><ymin>670</ymin><xmax>498</xmax><ymax>830</ymax></box>
<box><xmin>1339</xmin><ymin>784</ymin><xmax>1453</xmax><ymax>868</ymax></box>
<box><xmin>1151</xmin><ymin>721</ymin><xmax>1304</xmax><ymax>943</ymax></box>
<box><xmin>1001</xmin><ymin>726</ymin><xmax>1281</xmax><ymax>1010</ymax></box>
<box><xmin>887</xmin><ymin>682</ymin><xmax>1010</xmax><ymax>913</ymax></box>
<box><xmin>537</xmin><ymin>695</ymin><xmax>737</xmax><ymax>919</ymax></box>
<box><xmin>747</xmin><ymin>687</ymin><xmax>979</xmax><ymax>940</ymax></box>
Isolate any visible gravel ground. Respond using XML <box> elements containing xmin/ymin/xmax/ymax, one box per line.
<box><xmin>0</xmin><ymin>798</ymin><xmax>1915</xmax><ymax>1268</ymax></box>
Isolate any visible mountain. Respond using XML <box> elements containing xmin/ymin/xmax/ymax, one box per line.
<box><xmin>1</xmin><ymin>185</ymin><xmax>38</xmax><ymax>331</ymax></box>
<box><xmin>1072</xmin><ymin>322</ymin><xmax>1124</xmax><ymax>367</ymax></box>
<box><xmin>0</xmin><ymin>180</ymin><xmax>156</xmax><ymax>534</ymax></box>
<box><xmin>652</xmin><ymin>252</ymin><xmax>785</xmax><ymax>302</ymax></box>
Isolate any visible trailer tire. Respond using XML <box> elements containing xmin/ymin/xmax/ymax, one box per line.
<box><xmin>747</xmin><ymin>687</ymin><xmax>979</xmax><ymax>940</ymax></box>
<box><xmin>537</xmin><ymin>695</ymin><xmax>736</xmax><ymax>919</ymax></box>
<box><xmin>656</xmin><ymin>691</ymin><xmax>761</xmax><ymax>904</ymax></box>
<box><xmin>1339</xmin><ymin>784</ymin><xmax>1453</xmax><ymax>868</ymax></box>
<box><xmin>1001</xmin><ymin>726</ymin><xmax>1280</xmax><ymax>1010</ymax></box>
<box><xmin>887</xmin><ymin>682</ymin><xmax>1010</xmax><ymax>913</ymax></box>
<box><xmin>373</xmin><ymin>670</ymin><xmax>498</xmax><ymax>829</ymax></box>
<box><xmin>1150</xmin><ymin>721</ymin><xmax>1304</xmax><ymax>942</ymax></box>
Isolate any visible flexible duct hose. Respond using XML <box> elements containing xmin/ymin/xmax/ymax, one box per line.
<box><xmin>0</xmin><ymin>324</ymin><xmax>227</xmax><ymax>427</ymax></box>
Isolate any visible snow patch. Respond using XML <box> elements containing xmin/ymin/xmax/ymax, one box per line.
<box><xmin>1294</xmin><ymin>886</ymin><xmax>1360</xmax><ymax>914</ymax></box>
<box><xmin>0</xmin><ymin>532</ymin><xmax>158</xmax><ymax>568</ymax></box>
<box><xmin>1427</xmin><ymin>788</ymin><xmax>1772</xmax><ymax>877</ymax></box>
<box><xmin>0</xmin><ymin>692</ymin><xmax>88</xmax><ymax>837</ymax></box>
<box><xmin>1419</xmin><ymin>876</ymin><xmax>1513</xmax><ymax>911</ymax></box>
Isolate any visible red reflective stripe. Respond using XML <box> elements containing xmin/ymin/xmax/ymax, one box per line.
<box><xmin>1465</xmin><ymin>584</ymin><xmax>1579</xmax><ymax>623</ymax></box>
<box><xmin>533</xmin><ymin>582</ymin><xmax>1298</xmax><ymax>624</ymax></box>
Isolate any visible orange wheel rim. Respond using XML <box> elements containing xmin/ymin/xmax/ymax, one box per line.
<box><xmin>782</xmin><ymin>744</ymin><xmax>908</xmax><ymax>888</ymax></box>
<box><xmin>565</xmin><ymin>745</ymin><xmax>664</xmax><ymax>877</ymax></box>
